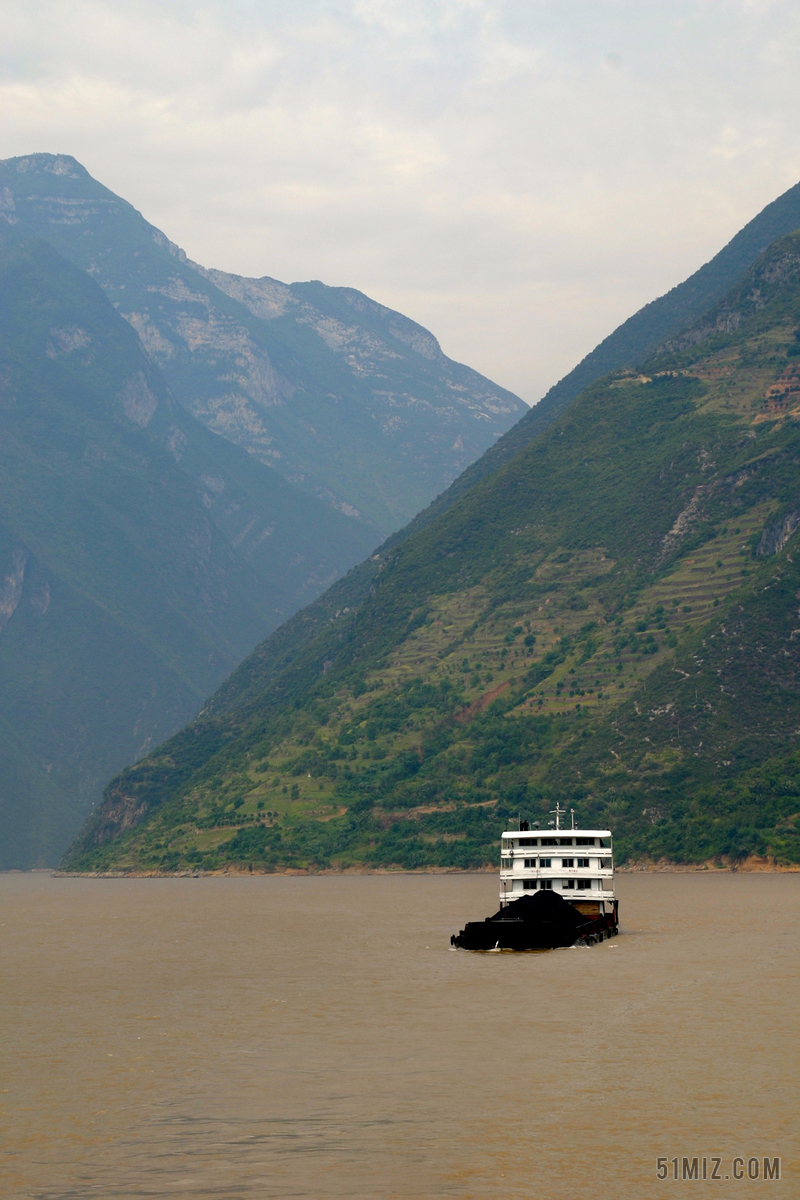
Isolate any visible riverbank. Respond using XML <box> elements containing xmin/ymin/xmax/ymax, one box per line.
<box><xmin>47</xmin><ymin>854</ymin><xmax>800</xmax><ymax>878</ymax></box>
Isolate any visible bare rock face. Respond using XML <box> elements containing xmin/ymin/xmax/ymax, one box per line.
<box><xmin>119</xmin><ymin>371</ymin><xmax>158</xmax><ymax>427</ymax></box>
<box><xmin>0</xmin><ymin>545</ymin><xmax>28</xmax><ymax>631</ymax></box>
<box><xmin>757</xmin><ymin>509</ymin><xmax>800</xmax><ymax>557</ymax></box>
<box><xmin>85</xmin><ymin>780</ymin><xmax>150</xmax><ymax>846</ymax></box>
<box><xmin>47</xmin><ymin>326</ymin><xmax>91</xmax><ymax>358</ymax></box>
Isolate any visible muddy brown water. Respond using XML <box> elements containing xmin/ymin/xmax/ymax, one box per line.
<box><xmin>1</xmin><ymin>872</ymin><xmax>797</xmax><ymax>1198</ymax></box>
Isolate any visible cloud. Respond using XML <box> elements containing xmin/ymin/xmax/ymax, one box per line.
<box><xmin>2</xmin><ymin>0</ymin><xmax>800</xmax><ymax>402</ymax></box>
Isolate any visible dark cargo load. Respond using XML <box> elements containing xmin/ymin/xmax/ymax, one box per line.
<box><xmin>451</xmin><ymin>888</ymin><xmax>618</xmax><ymax>951</ymax></box>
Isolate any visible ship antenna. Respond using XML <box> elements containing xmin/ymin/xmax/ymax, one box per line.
<box><xmin>570</xmin><ymin>807</ymin><xmax>576</xmax><ymax>830</ymax></box>
<box><xmin>549</xmin><ymin>801</ymin><xmax>565</xmax><ymax>830</ymax></box>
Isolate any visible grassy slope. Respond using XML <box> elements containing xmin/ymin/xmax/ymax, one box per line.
<box><xmin>64</xmin><ymin>231</ymin><xmax>800</xmax><ymax>873</ymax></box>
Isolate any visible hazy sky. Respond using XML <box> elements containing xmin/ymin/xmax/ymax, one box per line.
<box><xmin>3</xmin><ymin>1</ymin><xmax>800</xmax><ymax>404</ymax></box>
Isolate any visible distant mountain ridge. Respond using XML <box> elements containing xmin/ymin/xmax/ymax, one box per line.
<box><xmin>0</xmin><ymin>154</ymin><xmax>526</xmax><ymax>537</ymax></box>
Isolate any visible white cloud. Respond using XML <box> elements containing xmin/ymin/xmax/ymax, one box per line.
<box><xmin>2</xmin><ymin>0</ymin><xmax>800</xmax><ymax>402</ymax></box>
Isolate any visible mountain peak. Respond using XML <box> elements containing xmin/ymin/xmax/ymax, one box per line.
<box><xmin>5</xmin><ymin>153</ymin><xmax>89</xmax><ymax>179</ymax></box>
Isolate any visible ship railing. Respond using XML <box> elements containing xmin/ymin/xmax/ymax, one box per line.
<box><xmin>499</xmin><ymin>866</ymin><xmax>615</xmax><ymax>875</ymax></box>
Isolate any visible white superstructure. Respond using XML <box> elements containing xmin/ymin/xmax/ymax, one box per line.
<box><xmin>499</xmin><ymin>803</ymin><xmax>615</xmax><ymax>915</ymax></box>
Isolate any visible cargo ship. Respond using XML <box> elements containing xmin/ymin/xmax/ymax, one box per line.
<box><xmin>451</xmin><ymin>804</ymin><xmax>619</xmax><ymax>950</ymax></box>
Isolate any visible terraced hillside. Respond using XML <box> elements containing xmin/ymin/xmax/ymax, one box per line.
<box><xmin>65</xmin><ymin>231</ymin><xmax>800</xmax><ymax>874</ymax></box>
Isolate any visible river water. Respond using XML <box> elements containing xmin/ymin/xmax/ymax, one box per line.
<box><xmin>1</xmin><ymin>871</ymin><xmax>797</xmax><ymax>1198</ymax></box>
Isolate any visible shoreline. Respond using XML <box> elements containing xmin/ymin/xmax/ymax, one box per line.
<box><xmin>39</xmin><ymin>854</ymin><xmax>800</xmax><ymax>879</ymax></box>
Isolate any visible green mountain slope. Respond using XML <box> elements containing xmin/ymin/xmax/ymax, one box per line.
<box><xmin>66</xmin><ymin>229</ymin><xmax>800</xmax><ymax>873</ymax></box>
<box><xmin>0</xmin><ymin>154</ymin><xmax>525</xmax><ymax>536</ymax></box>
<box><xmin>0</xmin><ymin>224</ymin><xmax>374</xmax><ymax>868</ymax></box>
<box><xmin>407</xmin><ymin>177</ymin><xmax>800</xmax><ymax>533</ymax></box>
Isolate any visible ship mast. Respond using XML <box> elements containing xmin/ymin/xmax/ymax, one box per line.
<box><xmin>549</xmin><ymin>801</ymin><xmax>567</xmax><ymax>831</ymax></box>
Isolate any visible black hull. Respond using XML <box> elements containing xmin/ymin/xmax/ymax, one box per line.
<box><xmin>451</xmin><ymin>891</ymin><xmax>619</xmax><ymax>951</ymax></box>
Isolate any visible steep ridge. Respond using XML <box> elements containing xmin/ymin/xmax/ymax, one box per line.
<box><xmin>66</xmin><ymin>230</ymin><xmax>800</xmax><ymax>873</ymax></box>
<box><xmin>0</xmin><ymin>224</ymin><xmax>372</xmax><ymax>868</ymax></box>
<box><xmin>399</xmin><ymin>177</ymin><xmax>800</xmax><ymax>534</ymax></box>
<box><xmin>0</xmin><ymin>154</ymin><xmax>525</xmax><ymax>536</ymax></box>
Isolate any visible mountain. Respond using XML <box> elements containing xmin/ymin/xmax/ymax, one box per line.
<box><xmin>0</xmin><ymin>154</ymin><xmax>526</xmax><ymax>537</ymax></box>
<box><xmin>65</xmin><ymin>224</ymin><xmax>800</xmax><ymax>874</ymax></box>
<box><xmin>0</xmin><ymin>222</ymin><xmax>375</xmax><ymax>869</ymax></box>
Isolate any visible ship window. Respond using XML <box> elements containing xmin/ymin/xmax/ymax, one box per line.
<box><xmin>576</xmin><ymin>837</ymin><xmax>595</xmax><ymax>846</ymax></box>
<box><xmin>539</xmin><ymin>858</ymin><xmax>551</xmax><ymax>868</ymax></box>
<box><xmin>540</xmin><ymin>880</ymin><xmax>552</xmax><ymax>889</ymax></box>
<box><xmin>540</xmin><ymin>838</ymin><xmax>557</xmax><ymax>846</ymax></box>
<box><xmin>577</xmin><ymin>879</ymin><xmax>592</xmax><ymax>890</ymax></box>
<box><xmin>523</xmin><ymin>880</ymin><xmax>537</xmax><ymax>890</ymax></box>
<box><xmin>600</xmin><ymin>859</ymin><xmax>612</xmax><ymax>869</ymax></box>
<box><xmin>519</xmin><ymin>837</ymin><xmax>536</xmax><ymax>846</ymax></box>
<box><xmin>562</xmin><ymin>880</ymin><xmax>575</xmax><ymax>889</ymax></box>
<box><xmin>559</xmin><ymin>837</ymin><xmax>573</xmax><ymax>846</ymax></box>
<box><xmin>576</xmin><ymin>857</ymin><xmax>590</xmax><ymax>868</ymax></box>
<box><xmin>524</xmin><ymin>858</ymin><xmax>536</xmax><ymax>868</ymax></box>
<box><xmin>561</xmin><ymin>858</ymin><xmax>574</xmax><ymax>868</ymax></box>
